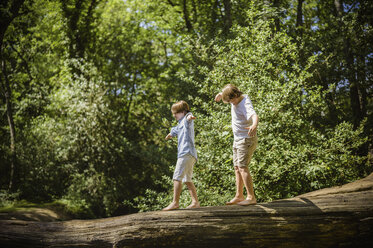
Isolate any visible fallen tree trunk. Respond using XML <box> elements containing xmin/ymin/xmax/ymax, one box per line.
<box><xmin>1</xmin><ymin>174</ymin><xmax>373</xmax><ymax>248</ymax></box>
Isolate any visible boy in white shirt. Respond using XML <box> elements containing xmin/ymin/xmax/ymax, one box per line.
<box><xmin>215</xmin><ymin>84</ymin><xmax>259</xmax><ymax>205</ymax></box>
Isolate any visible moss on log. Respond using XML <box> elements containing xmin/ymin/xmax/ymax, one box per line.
<box><xmin>1</xmin><ymin>173</ymin><xmax>373</xmax><ymax>248</ymax></box>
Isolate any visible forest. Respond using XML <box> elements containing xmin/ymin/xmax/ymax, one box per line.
<box><xmin>0</xmin><ymin>0</ymin><xmax>372</xmax><ymax>219</ymax></box>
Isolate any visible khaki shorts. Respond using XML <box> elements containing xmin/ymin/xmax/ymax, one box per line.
<box><xmin>233</xmin><ymin>136</ymin><xmax>258</xmax><ymax>168</ymax></box>
<box><xmin>173</xmin><ymin>154</ymin><xmax>196</xmax><ymax>183</ymax></box>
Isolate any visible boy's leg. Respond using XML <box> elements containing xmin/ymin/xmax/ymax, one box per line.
<box><xmin>227</xmin><ymin>145</ymin><xmax>245</xmax><ymax>205</ymax></box>
<box><xmin>183</xmin><ymin>155</ymin><xmax>199</xmax><ymax>209</ymax></box>
<box><xmin>233</xmin><ymin>137</ymin><xmax>257</xmax><ymax>206</ymax></box>
<box><xmin>164</xmin><ymin>155</ymin><xmax>196</xmax><ymax>210</ymax></box>
<box><xmin>234</xmin><ymin>166</ymin><xmax>245</xmax><ymax>199</ymax></box>
<box><xmin>163</xmin><ymin>180</ymin><xmax>182</xmax><ymax>211</ymax></box>
<box><xmin>237</xmin><ymin>166</ymin><xmax>257</xmax><ymax>205</ymax></box>
<box><xmin>226</xmin><ymin>166</ymin><xmax>245</xmax><ymax>205</ymax></box>
<box><xmin>185</xmin><ymin>182</ymin><xmax>200</xmax><ymax>209</ymax></box>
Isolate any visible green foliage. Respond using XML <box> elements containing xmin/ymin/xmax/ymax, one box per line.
<box><xmin>187</xmin><ymin>7</ymin><xmax>370</xmax><ymax>205</ymax></box>
<box><xmin>133</xmin><ymin>4</ymin><xmax>371</xmax><ymax>211</ymax></box>
<box><xmin>0</xmin><ymin>190</ymin><xmax>20</xmax><ymax>208</ymax></box>
<box><xmin>1</xmin><ymin>0</ymin><xmax>371</xmax><ymax>216</ymax></box>
<box><xmin>15</xmin><ymin>58</ymin><xmax>173</xmax><ymax>216</ymax></box>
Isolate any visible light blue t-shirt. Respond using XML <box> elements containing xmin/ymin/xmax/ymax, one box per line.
<box><xmin>170</xmin><ymin>112</ymin><xmax>197</xmax><ymax>160</ymax></box>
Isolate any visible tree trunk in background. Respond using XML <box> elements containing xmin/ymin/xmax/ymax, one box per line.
<box><xmin>334</xmin><ymin>0</ymin><xmax>363</xmax><ymax>129</ymax></box>
<box><xmin>296</xmin><ymin>0</ymin><xmax>304</xmax><ymax>58</ymax></box>
<box><xmin>60</xmin><ymin>0</ymin><xmax>100</xmax><ymax>59</ymax></box>
<box><xmin>210</xmin><ymin>0</ymin><xmax>219</xmax><ymax>36</ymax></box>
<box><xmin>223</xmin><ymin>0</ymin><xmax>232</xmax><ymax>34</ymax></box>
<box><xmin>296</xmin><ymin>0</ymin><xmax>303</xmax><ymax>31</ymax></box>
<box><xmin>1</xmin><ymin>62</ymin><xmax>16</xmax><ymax>192</ymax></box>
<box><xmin>1</xmin><ymin>174</ymin><xmax>372</xmax><ymax>247</ymax></box>
<box><xmin>0</xmin><ymin>0</ymin><xmax>26</xmax><ymax>192</ymax></box>
<box><xmin>61</xmin><ymin>0</ymin><xmax>83</xmax><ymax>59</ymax></box>
<box><xmin>357</xmin><ymin>54</ymin><xmax>367</xmax><ymax>120</ymax></box>
<box><xmin>183</xmin><ymin>0</ymin><xmax>193</xmax><ymax>33</ymax></box>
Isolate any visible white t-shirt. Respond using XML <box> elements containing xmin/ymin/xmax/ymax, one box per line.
<box><xmin>231</xmin><ymin>95</ymin><xmax>256</xmax><ymax>140</ymax></box>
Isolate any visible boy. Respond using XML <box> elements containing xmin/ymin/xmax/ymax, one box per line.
<box><xmin>215</xmin><ymin>84</ymin><xmax>259</xmax><ymax>205</ymax></box>
<box><xmin>163</xmin><ymin>100</ymin><xmax>200</xmax><ymax>211</ymax></box>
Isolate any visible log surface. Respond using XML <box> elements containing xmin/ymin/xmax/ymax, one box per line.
<box><xmin>1</xmin><ymin>174</ymin><xmax>373</xmax><ymax>248</ymax></box>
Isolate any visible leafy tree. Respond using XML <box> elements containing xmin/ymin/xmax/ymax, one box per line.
<box><xmin>1</xmin><ymin>0</ymin><xmax>371</xmax><ymax>217</ymax></box>
<box><xmin>0</xmin><ymin>0</ymin><xmax>28</xmax><ymax>192</ymax></box>
<box><xmin>135</xmin><ymin>2</ymin><xmax>370</xmax><ymax>211</ymax></box>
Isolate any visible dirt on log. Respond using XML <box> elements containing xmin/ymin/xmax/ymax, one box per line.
<box><xmin>1</xmin><ymin>174</ymin><xmax>373</xmax><ymax>248</ymax></box>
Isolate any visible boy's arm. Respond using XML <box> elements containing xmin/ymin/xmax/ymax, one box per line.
<box><xmin>246</xmin><ymin>114</ymin><xmax>259</xmax><ymax>136</ymax></box>
<box><xmin>166</xmin><ymin>126</ymin><xmax>178</xmax><ymax>140</ymax></box>
<box><xmin>187</xmin><ymin>114</ymin><xmax>196</xmax><ymax>121</ymax></box>
<box><xmin>214</xmin><ymin>92</ymin><xmax>222</xmax><ymax>102</ymax></box>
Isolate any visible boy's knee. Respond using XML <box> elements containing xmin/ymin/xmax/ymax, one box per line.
<box><xmin>184</xmin><ymin>181</ymin><xmax>193</xmax><ymax>187</ymax></box>
<box><xmin>238</xmin><ymin>166</ymin><xmax>248</xmax><ymax>173</ymax></box>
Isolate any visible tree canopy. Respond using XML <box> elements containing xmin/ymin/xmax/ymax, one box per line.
<box><xmin>1</xmin><ymin>0</ymin><xmax>372</xmax><ymax>218</ymax></box>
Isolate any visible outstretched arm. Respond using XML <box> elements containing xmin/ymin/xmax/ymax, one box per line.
<box><xmin>187</xmin><ymin>114</ymin><xmax>196</xmax><ymax>121</ymax></box>
<box><xmin>165</xmin><ymin>133</ymin><xmax>173</xmax><ymax>140</ymax></box>
<box><xmin>214</xmin><ymin>92</ymin><xmax>222</xmax><ymax>102</ymax></box>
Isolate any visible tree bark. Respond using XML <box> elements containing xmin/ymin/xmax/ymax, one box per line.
<box><xmin>296</xmin><ymin>0</ymin><xmax>303</xmax><ymax>29</ymax></box>
<box><xmin>334</xmin><ymin>0</ymin><xmax>363</xmax><ymax>128</ymax></box>
<box><xmin>357</xmin><ymin>53</ymin><xmax>367</xmax><ymax>120</ymax></box>
<box><xmin>1</xmin><ymin>173</ymin><xmax>372</xmax><ymax>248</ymax></box>
<box><xmin>182</xmin><ymin>0</ymin><xmax>193</xmax><ymax>33</ymax></box>
<box><xmin>222</xmin><ymin>0</ymin><xmax>232</xmax><ymax>34</ymax></box>
<box><xmin>1</xmin><ymin>60</ymin><xmax>16</xmax><ymax>192</ymax></box>
<box><xmin>296</xmin><ymin>0</ymin><xmax>304</xmax><ymax>55</ymax></box>
<box><xmin>0</xmin><ymin>0</ymin><xmax>26</xmax><ymax>50</ymax></box>
<box><xmin>60</xmin><ymin>0</ymin><xmax>100</xmax><ymax>59</ymax></box>
<box><xmin>0</xmin><ymin>0</ymin><xmax>26</xmax><ymax>192</ymax></box>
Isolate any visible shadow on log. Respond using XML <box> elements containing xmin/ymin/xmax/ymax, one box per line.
<box><xmin>1</xmin><ymin>173</ymin><xmax>373</xmax><ymax>248</ymax></box>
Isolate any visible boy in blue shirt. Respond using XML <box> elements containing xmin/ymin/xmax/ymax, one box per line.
<box><xmin>163</xmin><ymin>100</ymin><xmax>200</xmax><ymax>211</ymax></box>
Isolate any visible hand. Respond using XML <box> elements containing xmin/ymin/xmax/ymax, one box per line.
<box><xmin>214</xmin><ymin>92</ymin><xmax>222</xmax><ymax>102</ymax></box>
<box><xmin>187</xmin><ymin>115</ymin><xmax>196</xmax><ymax>121</ymax></box>
<box><xmin>165</xmin><ymin>133</ymin><xmax>173</xmax><ymax>140</ymax></box>
<box><xmin>245</xmin><ymin>125</ymin><xmax>257</xmax><ymax>137</ymax></box>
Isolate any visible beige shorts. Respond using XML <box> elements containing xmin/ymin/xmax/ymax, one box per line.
<box><xmin>233</xmin><ymin>136</ymin><xmax>258</xmax><ymax>168</ymax></box>
<box><xmin>173</xmin><ymin>154</ymin><xmax>196</xmax><ymax>183</ymax></box>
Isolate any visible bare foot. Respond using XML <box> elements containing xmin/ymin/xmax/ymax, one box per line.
<box><xmin>225</xmin><ymin>197</ymin><xmax>245</xmax><ymax>205</ymax></box>
<box><xmin>186</xmin><ymin>202</ymin><xmax>200</xmax><ymax>209</ymax></box>
<box><xmin>162</xmin><ymin>202</ymin><xmax>179</xmax><ymax>211</ymax></box>
<box><xmin>237</xmin><ymin>198</ymin><xmax>257</xmax><ymax>206</ymax></box>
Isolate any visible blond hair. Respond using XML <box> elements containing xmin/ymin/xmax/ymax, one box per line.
<box><xmin>171</xmin><ymin>100</ymin><xmax>190</xmax><ymax>114</ymax></box>
<box><xmin>221</xmin><ymin>84</ymin><xmax>243</xmax><ymax>103</ymax></box>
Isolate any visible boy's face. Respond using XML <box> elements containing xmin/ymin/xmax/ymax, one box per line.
<box><xmin>172</xmin><ymin>111</ymin><xmax>185</xmax><ymax>121</ymax></box>
<box><xmin>228</xmin><ymin>97</ymin><xmax>241</xmax><ymax>106</ymax></box>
